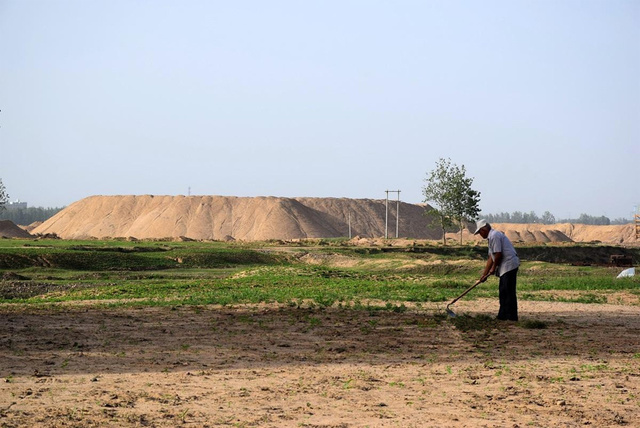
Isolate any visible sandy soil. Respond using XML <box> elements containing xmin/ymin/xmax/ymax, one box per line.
<box><xmin>1</xmin><ymin>299</ymin><xmax>638</xmax><ymax>427</ymax></box>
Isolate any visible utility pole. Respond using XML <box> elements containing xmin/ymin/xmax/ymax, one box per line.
<box><xmin>385</xmin><ymin>191</ymin><xmax>389</xmax><ymax>239</ymax></box>
<box><xmin>385</xmin><ymin>190</ymin><xmax>401</xmax><ymax>239</ymax></box>
<box><xmin>396</xmin><ymin>190</ymin><xmax>400</xmax><ymax>238</ymax></box>
<box><xmin>635</xmin><ymin>205</ymin><xmax>640</xmax><ymax>241</ymax></box>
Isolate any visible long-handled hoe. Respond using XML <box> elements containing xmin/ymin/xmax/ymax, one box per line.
<box><xmin>445</xmin><ymin>276</ymin><xmax>487</xmax><ymax>318</ymax></box>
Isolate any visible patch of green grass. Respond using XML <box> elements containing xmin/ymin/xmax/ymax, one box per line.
<box><xmin>579</xmin><ymin>363</ymin><xmax>610</xmax><ymax>372</ymax></box>
<box><xmin>566</xmin><ymin>294</ymin><xmax>608</xmax><ymax>304</ymax></box>
<box><xmin>431</xmin><ymin>279</ymin><xmax>469</xmax><ymax>289</ymax></box>
<box><xmin>519</xmin><ymin>270</ymin><xmax>638</xmax><ymax>292</ymax></box>
<box><xmin>1</xmin><ymin>240</ymin><xmax>638</xmax><ymax>308</ymax></box>
<box><xmin>519</xmin><ymin>293</ymin><xmax>608</xmax><ymax>304</ymax></box>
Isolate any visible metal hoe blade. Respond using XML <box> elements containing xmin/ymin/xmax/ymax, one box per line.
<box><xmin>446</xmin><ymin>304</ymin><xmax>456</xmax><ymax>318</ymax></box>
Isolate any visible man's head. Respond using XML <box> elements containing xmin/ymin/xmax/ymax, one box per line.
<box><xmin>473</xmin><ymin>219</ymin><xmax>491</xmax><ymax>239</ymax></box>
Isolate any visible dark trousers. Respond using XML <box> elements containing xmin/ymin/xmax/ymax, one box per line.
<box><xmin>497</xmin><ymin>268</ymin><xmax>518</xmax><ymax>321</ymax></box>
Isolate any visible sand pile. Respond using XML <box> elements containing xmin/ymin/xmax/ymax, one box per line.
<box><xmin>31</xmin><ymin>195</ymin><xmax>442</xmax><ymax>241</ymax></box>
<box><xmin>31</xmin><ymin>195</ymin><xmax>638</xmax><ymax>244</ymax></box>
<box><xmin>22</xmin><ymin>221</ymin><xmax>43</xmax><ymax>233</ymax></box>
<box><xmin>0</xmin><ymin>220</ymin><xmax>33</xmax><ymax>239</ymax></box>
<box><xmin>561</xmin><ymin>223</ymin><xmax>637</xmax><ymax>244</ymax></box>
<box><xmin>452</xmin><ymin>222</ymin><xmax>636</xmax><ymax>245</ymax></box>
<box><xmin>493</xmin><ymin>223</ymin><xmax>636</xmax><ymax>245</ymax></box>
<box><xmin>494</xmin><ymin>223</ymin><xmax>574</xmax><ymax>243</ymax></box>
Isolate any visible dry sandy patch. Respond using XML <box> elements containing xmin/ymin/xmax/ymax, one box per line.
<box><xmin>1</xmin><ymin>300</ymin><xmax>638</xmax><ymax>427</ymax></box>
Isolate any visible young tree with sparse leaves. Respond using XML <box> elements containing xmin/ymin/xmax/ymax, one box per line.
<box><xmin>0</xmin><ymin>179</ymin><xmax>8</xmax><ymax>212</ymax></box>
<box><xmin>422</xmin><ymin>158</ymin><xmax>481</xmax><ymax>245</ymax></box>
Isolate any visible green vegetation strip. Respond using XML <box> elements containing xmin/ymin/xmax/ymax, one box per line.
<box><xmin>0</xmin><ymin>240</ymin><xmax>637</xmax><ymax>307</ymax></box>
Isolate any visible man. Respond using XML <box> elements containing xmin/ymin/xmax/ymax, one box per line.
<box><xmin>474</xmin><ymin>219</ymin><xmax>520</xmax><ymax>321</ymax></box>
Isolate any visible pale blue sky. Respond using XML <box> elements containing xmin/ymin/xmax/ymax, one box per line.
<box><xmin>1</xmin><ymin>0</ymin><xmax>638</xmax><ymax>220</ymax></box>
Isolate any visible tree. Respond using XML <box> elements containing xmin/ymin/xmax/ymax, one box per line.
<box><xmin>0</xmin><ymin>179</ymin><xmax>8</xmax><ymax>212</ymax></box>
<box><xmin>541</xmin><ymin>211</ymin><xmax>555</xmax><ymax>225</ymax></box>
<box><xmin>511</xmin><ymin>211</ymin><xmax>523</xmax><ymax>223</ymax></box>
<box><xmin>422</xmin><ymin>158</ymin><xmax>481</xmax><ymax>245</ymax></box>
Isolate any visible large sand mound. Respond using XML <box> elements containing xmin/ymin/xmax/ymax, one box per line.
<box><xmin>452</xmin><ymin>222</ymin><xmax>636</xmax><ymax>245</ymax></box>
<box><xmin>31</xmin><ymin>195</ymin><xmax>442</xmax><ymax>241</ymax></box>
<box><xmin>450</xmin><ymin>222</ymin><xmax>637</xmax><ymax>245</ymax></box>
<box><xmin>0</xmin><ymin>220</ymin><xmax>33</xmax><ymax>239</ymax></box>
<box><xmin>31</xmin><ymin>195</ymin><xmax>638</xmax><ymax>244</ymax></box>
<box><xmin>489</xmin><ymin>223</ymin><xmax>635</xmax><ymax>245</ymax></box>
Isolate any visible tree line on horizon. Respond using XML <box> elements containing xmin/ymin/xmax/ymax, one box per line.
<box><xmin>0</xmin><ymin>179</ymin><xmax>65</xmax><ymax>225</ymax></box>
<box><xmin>480</xmin><ymin>211</ymin><xmax>630</xmax><ymax>226</ymax></box>
<box><xmin>0</xmin><ymin>206</ymin><xmax>65</xmax><ymax>225</ymax></box>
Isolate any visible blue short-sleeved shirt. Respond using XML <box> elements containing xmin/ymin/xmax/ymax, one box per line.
<box><xmin>488</xmin><ymin>229</ymin><xmax>520</xmax><ymax>277</ymax></box>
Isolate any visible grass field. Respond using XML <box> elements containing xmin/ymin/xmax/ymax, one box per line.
<box><xmin>1</xmin><ymin>238</ymin><xmax>638</xmax><ymax>307</ymax></box>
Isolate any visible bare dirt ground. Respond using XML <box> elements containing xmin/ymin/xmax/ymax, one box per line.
<box><xmin>1</xmin><ymin>299</ymin><xmax>639</xmax><ymax>427</ymax></box>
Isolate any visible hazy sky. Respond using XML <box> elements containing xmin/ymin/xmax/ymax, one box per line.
<box><xmin>1</xmin><ymin>0</ymin><xmax>638</xmax><ymax>220</ymax></box>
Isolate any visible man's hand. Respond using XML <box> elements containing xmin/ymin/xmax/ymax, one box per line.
<box><xmin>475</xmin><ymin>275</ymin><xmax>488</xmax><ymax>285</ymax></box>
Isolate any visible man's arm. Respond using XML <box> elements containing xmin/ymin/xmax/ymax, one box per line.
<box><xmin>479</xmin><ymin>256</ymin><xmax>495</xmax><ymax>283</ymax></box>
<box><xmin>490</xmin><ymin>252</ymin><xmax>502</xmax><ymax>276</ymax></box>
<box><xmin>478</xmin><ymin>252</ymin><xmax>502</xmax><ymax>283</ymax></box>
